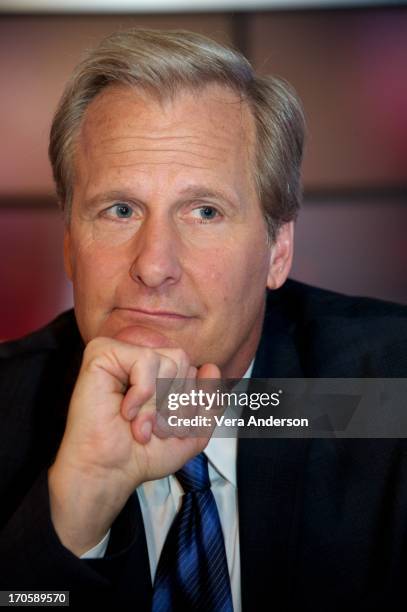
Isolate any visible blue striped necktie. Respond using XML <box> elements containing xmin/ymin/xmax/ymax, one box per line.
<box><xmin>152</xmin><ymin>452</ymin><xmax>234</xmax><ymax>612</ymax></box>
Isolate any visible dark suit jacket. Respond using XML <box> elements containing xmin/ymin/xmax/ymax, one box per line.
<box><xmin>0</xmin><ymin>279</ymin><xmax>407</xmax><ymax>611</ymax></box>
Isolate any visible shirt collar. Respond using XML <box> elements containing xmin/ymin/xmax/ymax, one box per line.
<box><xmin>204</xmin><ymin>359</ymin><xmax>254</xmax><ymax>488</ymax></box>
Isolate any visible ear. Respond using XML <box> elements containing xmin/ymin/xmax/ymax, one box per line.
<box><xmin>63</xmin><ymin>227</ymin><xmax>73</xmax><ymax>281</ymax></box>
<box><xmin>266</xmin><ymin>221</ymin><xmax>294</xmax><ymax>290</ymax></box>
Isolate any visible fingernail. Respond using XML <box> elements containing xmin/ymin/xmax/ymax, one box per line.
<box><xmin>141</xmin><ymin>420</ymin><xmax>152</xmax><ymax>442</ymax></box>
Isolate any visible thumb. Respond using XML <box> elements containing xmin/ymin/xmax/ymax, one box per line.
<box><xmin>197</xmin><ymin>363</ymin><xmax>221</xmax><ymax>380</ymax></box>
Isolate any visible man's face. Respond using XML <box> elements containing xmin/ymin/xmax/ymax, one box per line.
<box><xmin>64</xmin><ymin>83</ymin><xmax>292</xmax><ymax>377</ymax></box>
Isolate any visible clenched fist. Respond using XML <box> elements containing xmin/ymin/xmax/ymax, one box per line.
<box><xmin>48</xmin><ymin>337</ymin><xmax>220</xmax><ymax>556</ymax></box>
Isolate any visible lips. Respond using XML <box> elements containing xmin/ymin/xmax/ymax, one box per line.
<box><xmin>122</xmin><ymin>307</ymin><xmax>192</xmax><ymax>319</ymax></box>
<box><xmin>107</xmin><ymin>306</ymin><xmax>196</xmax><ymax>333</ymax></box>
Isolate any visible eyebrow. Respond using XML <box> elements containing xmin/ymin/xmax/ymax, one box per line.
<box><xmin>83</xmin><ymin>191</ymin><xmax>137</xmax><ymax>210</ymax></box>
<box><xmin>177</xmin><ymin>186</ymin><xmax>240</xmax><ymax>210</ymax></box>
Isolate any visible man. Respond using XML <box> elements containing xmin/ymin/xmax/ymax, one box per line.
<box><xmin>0</xmin><ymin>28</ymin><xmax>406</xmax><ymax>611</ymax></box>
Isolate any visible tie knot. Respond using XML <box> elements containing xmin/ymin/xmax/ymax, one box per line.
<box><xmin>175</xmin><ymin>452</ymin><xmax>210</xmax><ymax>492</ymax></box>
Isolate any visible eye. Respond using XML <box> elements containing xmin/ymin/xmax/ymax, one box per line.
<box><xmin>192</xmin><ymin>206</ymin><xmax>219</xmax><ymax>223</ymax></box>
<box><xmin>111</xmin><ymin>203</ymin><xmax>133</xmax><ymax>218</ymax></box>
<box><xmin>101</xmin><ymin>202</ymin><xmax>135</xmax><ymax>221</ymax></box>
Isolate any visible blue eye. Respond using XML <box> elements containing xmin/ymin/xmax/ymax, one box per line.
<box><xmin>113</xmin><ymin>203</ymin><xmax>133</xmax><ymax>218</ymax></box>
<box><xmin>198</xmin><ymin>206</ymin><xmax>218</xmax><ymax>221</ymax></box>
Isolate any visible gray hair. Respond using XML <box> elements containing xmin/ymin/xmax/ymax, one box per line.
<box><xmin>49</xmin><ymin>28</ymin><xmax>305</xmax><ymax>240</ymax></box>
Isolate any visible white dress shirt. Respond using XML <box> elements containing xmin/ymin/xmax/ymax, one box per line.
<box><xmin>82</xmin><ymin>361</ymin><xmax>254</xmax><ymax>612</ymax></box>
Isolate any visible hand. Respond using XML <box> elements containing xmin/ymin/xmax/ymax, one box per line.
<box><xmin>48</xmin><ymin>337</ymin><xmax>220</xmax><ymax>556</ymax></box>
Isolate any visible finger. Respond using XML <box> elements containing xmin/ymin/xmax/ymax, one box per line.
<box><xmin>197</xmin><ymin>363</ymin><xmax>221</xmax><ymax>379</ymax></box>
<box><xmin>150</xmin><ymin>364</ymin><xmax>195</xmax><ymax>441</ymax></box>
<box><xmin>130</xmin><ymin>409</ymin><xmax>156</xmax><ymax>444</ymax></box>
<box><xmin>195</xmin><ymin>363</ymin><xmax>223</xmax><ymax>432</ymax></box>
<box><xmin>187</xmin><ymin>365</ymin><xmax>198</xmax><ymax>379</ymax></box>
<box><xmin>123</xmin><ymin>352</ymin><xmax>180</xmax><ymax>422</ymax></box>
<box><xmin>120</xmin><ymin>349</ymin><xmax>162</xmax><ymax>421</ymax></box>
<box><xmin>155</xmin><ymin>347</ymin><xmax>191</xmax><ymax>379</ymax></box>
<box><xmin>129</xmin><ymin>353</ymin><xmax>185</xmax><ymax>443</ymax></box>
<box><xmin>152</xmin><ymin>352</ymin><xmax>195</xmax><ymax>438</ymax></box>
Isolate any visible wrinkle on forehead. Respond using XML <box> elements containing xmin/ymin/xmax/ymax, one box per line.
<box><xmin>81</xmin><ymin>82</ymin><xmax>254</xmax><ymax>141</ymax></box>
<box><xmin>93</xmin><ymin>140</ymin><xmax>225</xmax><ymax>172</ymax></box>
<box><xmin>103</xmin><ymin>146</ymin><xmax>222</xmax><ymax>162</ymax></box>
<box><xmin>109</xmin><ymin>161</ymin><xmax>215</xmax><ymax>171</ymax></box>
<box><xmin>94</xmin><ymin>136</ymin><xmax>230</xmax><ymax>171</ymax></box>
<box><xmin>75</xmin><ymin>82</ymin><xmax>256</xmax><ymax>187</ymax></box>
<box><xmin>101</xmin><ymin>134</ymin><xmax>224</xmax><ymax>142</ymax></box>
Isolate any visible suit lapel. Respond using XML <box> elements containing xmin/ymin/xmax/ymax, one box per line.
<box><xmin>238</xmin><ymin>290</ymin><xmax>310</xmax><ymax>610</ymax></box>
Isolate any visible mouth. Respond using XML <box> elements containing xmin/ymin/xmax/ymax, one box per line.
<box><xmin>113</xmin><ymin>307</ymin><xmax>196</xmax><ymax>329</ymax></box>
<box><xmin>117</xmin><ymin>307</ymin><xmax>193</xmax><ymax>319</ymax></box>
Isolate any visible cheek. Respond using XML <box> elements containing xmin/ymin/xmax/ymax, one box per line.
<box><xmin>191</xmin><ymin>241</ymin><xmax>269</xmax><ymax>311</ymax></box>
<box><xmin>71</xmin><ymin>238</ymin><xmax>125</xmax><ymax>304</ymax></box>
<box><xmin>191</xmin><ymin>247</ymin><xmax>233</xmax><ymax>296</ymax></box>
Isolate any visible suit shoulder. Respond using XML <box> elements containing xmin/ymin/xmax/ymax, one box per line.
<box><xmin>0</xmin><ymin>310</ymin><xmax>80</xmax><ymax>362</ymax></box>
<box><xmin>275</xmin><ymin>279</ymin><xmax>407</xmax><ymax>322</ymax></box>
<box><xmin>0</xmin><ymin>310</ymin><xmax>82</xmax><ymax>406</ymax></box>
<box><xmin>270</xmin><ymin>280</ymin><xmax>407</xmax><ymax>376</ymax></box>
<box><xmin>0</xmin><ymin>311</ymin><xmax>82</xmax><ymax>527</ymax></box>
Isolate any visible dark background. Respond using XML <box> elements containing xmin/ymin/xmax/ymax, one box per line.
<box><xmin>1</xmin><ymin>4</ymin><xmax>406</xmax><ymax>340</ymax></box>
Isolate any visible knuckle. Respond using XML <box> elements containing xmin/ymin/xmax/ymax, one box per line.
<box><xmin>171</xmin><ymin>348</ymin><xmax>189</xmax><ymax>369</ymax></box>
<box><xmin>141</xmin><ymin>347</ymin><xmax>159</xmax><ymax>365</ymax></box>
<box><xmin>137</xmin><ymin>380</ymin><xmax>156</xmax><ymax>401</ymax></box>
<box><xmin>163</xmin><ymin>356</ymin><xmax>178</xmax><ymax>376</ymax></box>
<box><xmin>83</xmin><ymin>336</ymin><xmax>109</xmax><ymax>362</ymax></box>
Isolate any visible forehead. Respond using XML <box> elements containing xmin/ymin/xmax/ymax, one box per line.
<box><xmin>75</xmin><ymin>82</ymin><xmax>257</xmax><ymax>170</ymax></box>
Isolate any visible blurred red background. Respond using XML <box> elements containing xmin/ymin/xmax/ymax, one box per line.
<box><xmin>1</xmin><ymin>7</ymin><xmax>406</xmax><ymax>341</ymax></box>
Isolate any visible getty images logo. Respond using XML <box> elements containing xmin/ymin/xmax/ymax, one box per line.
<box><xmin>167</xmin><ymin>388</ymin><xmax>282</xmax><ymax>411</ymax></box>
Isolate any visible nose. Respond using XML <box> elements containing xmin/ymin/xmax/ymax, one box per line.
<box><xmin>129</xmin><ymin>215</ymin><xmax>182</xmax><ymax>288</ymax></box>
